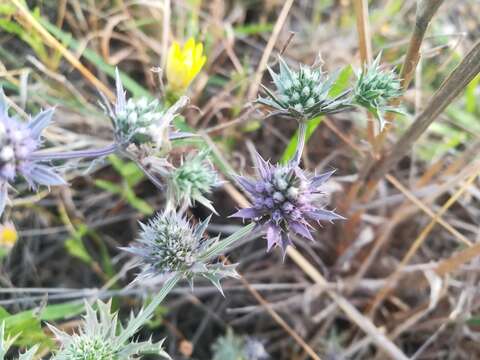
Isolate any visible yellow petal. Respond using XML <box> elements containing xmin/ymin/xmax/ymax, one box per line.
<box><xmin>0</xmin><ymin>224</ymin><xmax>18</xmax><ymax>247</ymax></box>
<box><xmin>184</xmin><ymin>37</ymin><xmax>195</xmax><ymax>55</ymax></box>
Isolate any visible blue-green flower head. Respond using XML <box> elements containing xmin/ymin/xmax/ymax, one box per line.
<box><xmin>103</xmin><ymin>69</ymin><xmax>191</xmax><ymax>149</ymax></box>
<box><xmin>123</xmin><ymin>210</ymin><xmax>238</xmax><ymax>293</ymax></box>
<box><xmin>257</xmin><ymin>57</ymin><xmax>352</xmax><ymax>121</ymax></box>
<box><xmin>50</xmin><ymin>300</ymin><xmax>170</xmax><ymax>360</ymax></box>
<box><xmin>353</xmin><ymin>54</ymin><xmax>403</xmax><ymax>130</ymax></box>
<box><xmin>167</xmin><ymin>150</ymin><xmax>220</xmax><ymax>213</ymax></box>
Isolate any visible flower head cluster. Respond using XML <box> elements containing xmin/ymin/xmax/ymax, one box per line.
<box><xmin>212</xmin><ymin>329</ymin><xmax>269</xmax><ymax>360</ymax></box>
<box><xmin>123</xmin><ymin>210</ymin><xmax>238</xmax><ymax>292</ymax></box>
<box><xmin>166</xmin><ymin>37</ymin><xmax>207</xmax><ymax>93</ymax></box>
<box><xmin>258</xmin><ymin>58</ymin><xmax>352</xmax><ymax>121</ymax></box>
<box><xmin>105</xmin><ymin>69</ymin><xmax>190</xmax><ymax>149</ymax></box>
<box><xmin>167</xmin><ymin>150</ymin><xmax>220</xmax><ymax>213</ymax></box>
<box><xmin>232</xmin><ymin>151</ymin><xmax>344</xmax><ymax>256</ymax></box>
<box><xmin>0</xmin><ymin>322</ymin><xmax>38</xmax><ymax>360</ymax></box>
<box><xmin>50</xmin><ymin>300</ymin><xmax>169</xmax><ymax>360</ymax></box>
<box><xmin>353</xmin><ymin>54</ymin><xmax>402</xmax><ymax>130</ymax></box>
<box><xmin>0</xmin><ymin>89</ymin><xmax>65</xmax><ymax>216</ymax></box>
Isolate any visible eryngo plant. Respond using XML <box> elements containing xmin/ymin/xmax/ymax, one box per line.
<box><xmin>49</xmin><ymin>300</ymin><xmax>170</xmax><ymax>360</ymax></box>
<box><xmin>258</xmin><ymin>57</ymin><xmax>352</xmax><ymax>121</ymax></box>
<box><xmin>0</xmin><ymin>89</ymin><xmax>65</xmax><ymax>216</ymax></box>
<box><xmin>104</xmin><ymin>68</ymin><xmax>190</xmax><ymax>149</ymax></box>
<box><xmin>212</xmin><ymin>329</ymin><xmax>269</xmax><ymax>360</ymax></box>
<box><xmin>0</xmin><ymin>322</ymin><xmax>38</xmax><ymax>360</ymax></box>
<box><xmin>167</xmin><ymin>150</ymin><xmax>220</xmax><ymax>213</ymax></box>
<box><xmin>353</xmin><ymin>54</ymin><xmax>403</xmax><ymax>131</ymax></box>
<box><xmin>232</xmin><ymin>151</ymin><xmax>344</xmax><ymax>256</ymax></box>
<box><xmin>123</xmin><ymin>210</ymin><xmax>239</xmax><ymax>294</ymax></box>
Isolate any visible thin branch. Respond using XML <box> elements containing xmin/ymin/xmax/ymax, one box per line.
<box><xmin>365</xmin><ymin>40</ymin><xmax>480</xmax><ymax>184</ymax></box>
<box><xmin>11</xmin><ymin>0</ymin><xmax>114</xmax><ymax>100</ymax></box>
<box><xmin>246</xmin><ymin>0</ymin><xmax>294</xmax><ymax>100</ymax></box>
<box><xmin>400</xmin><ymin>0</ymin><xmax>445</xmax><ymax>89</ymax></box>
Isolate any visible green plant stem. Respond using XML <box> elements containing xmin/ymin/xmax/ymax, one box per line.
<box><xmin>199</xmin><ymin>223</ymin><xmax>256</xmax><ymax>261</ymax></box>
<box><xmin>118</xmin><ymin>273</ymin><xmax>181</xmax><ymax>344</ymax></box>
<box><xmin>291</xmin><ymin>121</ymin><xmax>307</xmax><ymax>165</ymax></box>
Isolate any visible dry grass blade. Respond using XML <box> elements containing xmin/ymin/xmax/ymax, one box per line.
<box><xmin>246</xmin><ymin>0</ymin><xmax>294</xmax><ymax>100</ymax></box>
<box><xmin>11</xmin><ymin>0</ymin><xmax>114</xmax><ymax>100</ymax></box>
<box><xmin>236</xmin><ymin>270</ymin><xmax>322</xmax><ymax>360</ymax></box>
<box><xmin>374</xmin><ymin>0</ymin><xmax>445</xmax><ymax>148</ymax></box>
<box><xmin>353</xmin><ymin>0</ymin><xmax>373</xmax><ymax>65</ymax></box>
<box><xmin>435</xmin><ymin>242</ymin><xmax>480</xmax><ymax>277</ymax></box>
<box><xmin>368</xmin><ymin>164</ymin><xmax>480</xmax><ymax>316</ymax></box>
<box><xmin>365</xmin><ymin>40</ymin><xmax>480</xmax><ymax>183</ymax></box>
<box><xmin>353</xmin><ymin>0</ymin><xmax>376</xmax><ymax>146</ymax></box>
<box><xmin>286</xmin><ymin>248</ymin><xmax>409</xmax><ymax>360</ymax></box>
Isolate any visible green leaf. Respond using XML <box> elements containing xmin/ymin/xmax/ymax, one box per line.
<box><xmin>465</xmin><ymin>74</ymin><xmax>479</xmax><ymax>114</ymax></box>
<box><xmin>122</xmin><ymin>184</ymin><xmax>154</xmax><ymax>215</ymax></box>
<box><xmin>95</xmin><ymin>179</ymin><xmax>123</xmax><ymax>194</ymax></box>
<box><xmin>64</xmin><ymin>225</ymin><xmax>93</xmax><ymax>265</ymax></box>
<box><xmin>0</xmin><ymin>301</ymin><xmax>84</xmax><ymax>349</ymax></box>
<box><xmin>108</xmin><ymin>155</ymin><xmax>145</xmax><ymax>187</ymax></box>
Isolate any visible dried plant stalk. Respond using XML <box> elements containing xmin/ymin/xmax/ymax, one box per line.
<box><xmin>365</xmin><ymin>40</ymin><xmax>480</xmax><ymax>184</ymax></box>
<box><xmin>400</xmin><ymin>0</ymin><xmax>445</xmax><ymax>89</ymax></box>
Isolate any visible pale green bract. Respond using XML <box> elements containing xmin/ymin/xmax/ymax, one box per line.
<box><xmin>257</xmin><ymin>57</ymin><xmax>352</xmax><ymax>121</ymax></box>
<box><xmin>122</xmin><ymin>210</ymin><xmax>240</xmax><ymax>295</ymax></box>
<box><xmin>0</xmin><ymin>322</ymin><xmax>38</xmax><ymax>360</ymax></box>
<box><xmin>353</xmin><ymin>53</ymin><xmax>403</xmax><ymax>131</ymax></box>
<box><xmin>49</xmin><ymin>300</ymin><xmax>170</xmax><ymax>360</ymax></box>
<box><xmin>167</xmin><ymin>150</ymin><xmax>220</xmax><ymax>213</ymax></box>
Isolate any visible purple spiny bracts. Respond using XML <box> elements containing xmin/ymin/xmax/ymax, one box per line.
<box><xmin>232</xmin><ymin>151</ymin><xmax>344</xmax><ymax>256</ymax></box>
<box><xmin>0</xmin><ymin>89</ymin><xmax>65</xmax><ymax>216</ymax></box>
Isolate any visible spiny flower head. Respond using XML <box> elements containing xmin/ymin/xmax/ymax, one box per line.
<box><xmin>123</xmin><ymin>210</ymin><xmax>238</xmax><ymax>293</ymax></box>
<box><xmin>50</xmin><ymin>300</ymin><xmax>169</xmax><ymax>360</ymax></box>
<box><xmin>167</xmin><ymin>150</ymin><xmax>220</xmax><ymax>213</ymax></box>
<box><xmin>258</xmin><ymin>57</ymin><xmax>352</xmax><ymax>121</ymax></box>
<box><xmin>105</xmin><ymin>69</ymin><xmax>190</xmax><ymax>149</ymax></box>
<box><xmin>353</xmin><ymin>54</ymin><xmax>402</xmax><ymax>130</ymax></box>
<box><xmin>166</xmin><ymin>37</ymin><xmax>207</xmax><ymax>92</ymax></box>
<box><xmin>232</xmin><ymin>151</ymin><xmax>344</xmax><ymax>256</ymax></box>
<box><xmin>0</xmin><ymin>89</ymin><xmax>65</xmax><ymax>216</ymax></box>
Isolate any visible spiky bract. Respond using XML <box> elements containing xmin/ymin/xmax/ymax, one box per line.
<box><xmin>353</xmin><ymin>54</ymin><xmax>403</xmax><ymax>130</ymax></box>
<box><xmin>258</xmin><ymin>58</ymin><xmax>352</xmax><ymax>121</ymax></box>
<box><xmin>0</xmin><ymin>89</ymin><xmax>65</xmax><ymax>216</ymax></box>
<box><xmin>50</xmin><ymin>300</ymin><xmax>170</xmax><ymax>360</ymax></box>
<box><xmin>167</xmin><ymin>150</ymin><xmax>219</xmax><ymax>212</ymax></box>
<box><xmin>232</xmin><ymin>151</ymin><xmax>344</xmax><ymax>256</ymax></box>
<box><xmin>123</xmin><ymin>210</ymin><xmax>238</xmax><ymax>293</ymax></box>
<box><xmin>105</xmin><ymin>69</ymin><xmax>190</xmax><ymax>149</ymax></box>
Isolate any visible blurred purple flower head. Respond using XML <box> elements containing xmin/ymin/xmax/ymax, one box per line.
<box><xmin>0</xmin><ymin>89</ymin><xmax>65</xmax><ymax>216</ymax></box>
<box><xmin>232</xmin><ymin>151</ymin><xmax>344</xmax><ymax>256</ymax></box>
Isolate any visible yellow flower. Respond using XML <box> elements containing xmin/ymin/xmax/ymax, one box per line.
<box><xmin>166</xmin><ymin>37</ymin><xmax>206</xmax><ymax>92</ymax></box>
<box><xmin>0</xmin><ymin>222</ymin><xmax>18</xmax><ymax>248</ymax></box>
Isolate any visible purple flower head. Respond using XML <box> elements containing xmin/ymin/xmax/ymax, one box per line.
<box><xmin>0</xmin><ymin>89</ymin><xmax>65</xmax><ymax>216</ymax></box>
<box><xmin>232</xmin><ymin>151</ymin><xmax>344</xmax><ymax>256</ymax></box>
